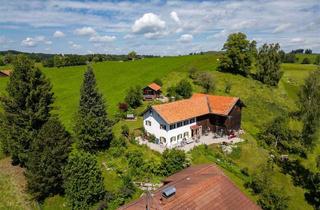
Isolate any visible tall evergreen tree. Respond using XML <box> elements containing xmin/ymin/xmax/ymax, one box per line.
<box><xmin>218</xmin><ymin>32</ymin><xmax>256</xmax><ymax>76</ymax></box>
<box><xmin>256</xmin><ymin>43</ymin><xmax>283</xmax><ymax>86</ymax></box>
<box><xmin>26</xmin><ymin>117</ymin><xmax>72</xmax><ymax>201</ymax></box>
<box><xmin>75</xmin><ymin>66</ymin><xmax>112</xmax><ymax>152</ymax></box>
<box><xmin>299</xmin><ymin>70</ymin><xmax>320</xmax><ymax>147</ymax></box>
<box><xmin>0</xmin><ymin>55</ymin><xmax>54</xmax><ymax>165</ymax></box>
<box><xmin>63</xmin><ymin>151</ymin><xmax>105</xmax><ymax>210</ymax></box>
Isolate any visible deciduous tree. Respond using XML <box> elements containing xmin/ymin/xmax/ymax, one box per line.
<box><xmin>218</xmin><ymin>32</ymin><xmax>256</xmax><ymax>76</ymax></box>
<box><xmin>256</xmin><ymin>43</ymin><xmax>283</xmax><ymax>86</ymax></box>
<box><xmin>299</xmin><ymin>70</ymin><xmax>320</xmax><ymax>147</ymax></box>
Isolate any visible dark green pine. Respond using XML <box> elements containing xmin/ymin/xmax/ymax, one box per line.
<box><xmin>75</xmin><ymin>66</ymin><xmax>112</xmax><ymax>152</ymax></box>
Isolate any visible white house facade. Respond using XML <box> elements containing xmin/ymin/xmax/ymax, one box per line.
<box><xmin>143</xmin><ymin>108</ymin><xmax>196</xmax><ymax>147</ymax></box>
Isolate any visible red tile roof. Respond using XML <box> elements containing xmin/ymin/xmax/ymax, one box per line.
<box><xmin>119</xmin><ymin>164</ymin><xmax>260</xmax><ymax>210</ymax></box>
<box><xmin>148</xmin><ymin>83</ymin><xmax>161</xmax><ymax>91</ymax></box>
<box><xmin>152</xmin><ymin>93</ymin><xmax>239</xmax><ymax>124</ymax></box>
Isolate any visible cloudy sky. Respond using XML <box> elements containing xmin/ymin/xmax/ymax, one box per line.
<box><xmin>0</xmin><ymin>0</ymin><xmax>319</xmax><ymax>55</ymax></box>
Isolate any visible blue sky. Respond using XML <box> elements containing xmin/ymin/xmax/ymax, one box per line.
<box><xmin>0</xmin><ymin>0</ymin><xmax>319</xmax><ymax>55</ymax></box>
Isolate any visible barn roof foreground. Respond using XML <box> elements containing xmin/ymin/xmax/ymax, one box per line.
<box><xmin>119</xmin><ymin>164</ymin><xmax>260</xmax><ymax>210</ymax></box>
<box><xmin>152</xmin><ymin>93</ymin><xmax>240</xmax><ymax>124</ymax></box>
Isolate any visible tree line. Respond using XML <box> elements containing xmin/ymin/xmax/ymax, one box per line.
<box><xmin>0</xmin><ymin>50</ymin><xmax>160</xmax><ymax>68</ymax></box>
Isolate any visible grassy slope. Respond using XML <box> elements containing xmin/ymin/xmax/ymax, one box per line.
<box><xmin>43</xmin><ymin>55</ymin><xmax>219</xmax><ymax>130</ymax></box>
<box><xmin>0</xmin><ymin>54</ymin><xmax>318</xmax><ymax>210</ymax></box>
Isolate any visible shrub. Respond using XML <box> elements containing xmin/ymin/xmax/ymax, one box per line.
<box><xmin>195</xmin><ymin>72</ymin><xmax>215</xmax><ymax>93</ymax></box>
<box><xmin>125</xmin><ymin>86</ymin><xmax>143</xmax><ymax>108</ymax></box>
<box><xmin>301</xmin><ymin>57</ymin><xmax>311</xmax><ymax>64</ymax></box>
<box><xmin>224</xmin><ymin>81</ymin><xmax>232</xmax><ymax>93</ymax></box>
<box><xmin>118</xmin><ymin>102</ymin><xmax>129</xmax><ymax>112</ymax></box>
<box><xmin>175</xmin><ymin>79</ymin><xmax>193</xmax><ymax>99</ymax></box>
<box><xmin>121</xmin><ymin>125</ymin><xmax>130</xmax><ymax>138</ymax></box>
<box><xmin>160</xmin><ymin>149</ymin><xmax>188</xmax><ymax>176</ymax></box>
<box><xmin>189</xmin><ymin>67</ymin><xmax>199</xmax><ymax>79</ymax></box>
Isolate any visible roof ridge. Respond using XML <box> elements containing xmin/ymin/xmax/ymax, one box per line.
<box><xmin>205</xmin><ymin>95</ymin><xmax>212</xmax><ymax>113</ymax></box>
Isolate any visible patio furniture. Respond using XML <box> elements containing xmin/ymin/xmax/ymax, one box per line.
<box><xmin>186</xmin><ymin>138</ymin><xmax>194</xmax><ymax>144</ymax></box>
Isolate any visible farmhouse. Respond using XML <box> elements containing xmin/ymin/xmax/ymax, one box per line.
<box><xmin>0</xmin><ymin>70</ymin><xmax>12</xmax><ymax>77</ymax></box>
<box><xmin>143</xmin><ymin>83</ymin><xmax>161</xmax><ymax>100</ymax></box>
<box><xmin>119</xmin><ymin>164</ymin><xmax>260</xmax><ymax>210</ymax></box>
<box><xmin>143</xmin><ymin>93</ymin><xmax>244</xmax><ymax>147</ymax></box>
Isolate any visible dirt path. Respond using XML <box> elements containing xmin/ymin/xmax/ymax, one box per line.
<box><xmin>0</xmin><ymin>157</ymin><xmax>36</xmax><ymax>210</ymax></box>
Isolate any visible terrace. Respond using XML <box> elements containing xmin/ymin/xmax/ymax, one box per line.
<box><xmin>137</xmin><ymin>130</ymin><xmax>244</xmax><ymax>153</ymax></box>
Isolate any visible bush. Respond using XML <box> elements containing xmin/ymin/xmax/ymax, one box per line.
<box><xmin>301</xmin><ymin>57</ymin><xmax>311</xmax><ymax>64</ymax></box>
<box><xmin>189</xmin><ymin>67</ymin><xmax>199</xmax><ymax>79</ymax></box>
<box><xmin>224</xmin><ymin>81</ymin><xmax>232</xmax><ymax>93</ymax></box>
<box><xmin>257</xmin><ymin>187</ymin><xmax>289</xmax><ymax>210</ymax></box>
<box><xmin>175</xmin><ymin>79</ymin><xmax>193</xmax><ymax>99</ymax></box>
<box><xmin>121</xmin><ymin>125</ymin><xmax>130</xmax><ymax>138</ymax></box>
<box><xmin>160</xmin><ymin>149</ymin><xmax>189</xmax><ymax>176</ymax></box>
<box><xmin>195</xmin><ymin>72</ymin><xmax>215</xmax><ymax>93</ymax></box>
<box><xmin>125</xmin><ymin>86</ymin><xmax>143</xmax><ymax>108</ymax></box>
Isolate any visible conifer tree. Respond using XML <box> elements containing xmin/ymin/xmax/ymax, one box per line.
<box><xmin>0</xmin><ymin>55</ymin><xmax>54</xmax><ymax>165</ymax></box>
<box><xmin>63</xmin><ymin>151</ymin><xmax>105</xmax><ymax>210</ymax></box>
<box><xmin>75</xmin><ymin>66</ymin><xmax>112</xmax><ymax>152</ymax></box>
<box><xmin>26</xmin><ymin>117</ymin><xmax>72</xmax><ymax>201</ymax></box>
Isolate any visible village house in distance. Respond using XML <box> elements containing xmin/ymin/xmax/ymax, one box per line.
<box><xmin>143</xmin><ymin>82</ymin><xmax>162</xmax><ymax>100</ymax></box>
<box><xmin>143</xmin><ymin>93</ymin><xmax>244</xmax><ymax>147</ymax></box>
<box><xmin>119</xmin><ymin>164</ymin><xmax>260</xmax><ymax>210</ymax></box>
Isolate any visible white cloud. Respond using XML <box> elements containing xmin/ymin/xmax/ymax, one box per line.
<box><xmin>290</xmin><ymin>37</ymin><xmax>304</xmax><ymax>43</ymax></box>
<box><xmin>178</xmin><ymin>34</ymin><xmax>193</xmax><ymax>43</ymax></box>
<box><xmin>68</xmin><ymin>41</ymin><xmax>81</xmax><ymax>49</ymax></box>
<box><xmin>123</xmin><ymin>34</ymin><xmax>134</xmax><ymax>39</ymax></box>
<box><xmin>132</xmin><ymin>13</ymin><xmax>166</xmax><ymax>38</ymax></box>
<box><xmin>53</xmin><ymin>30</ymin><xmax>65</xmax><ymax>38</ymax></box>
<box><xmin>273</xmin><ymin>23</ymin><xmax>291</xmax><ymax>33</ymax></box>
<box><xmin>21</xmin><ymin>36</ymin><xmax>51</xmax><ymax>47</ymax></box>
<box><xmin>170</xmin><ymin>11</ymin><xmax>181</xmax><ymax>24</ymax></box>
<box><xmin>74</xmin><ymin>27</ymin><xmax>96</xmax><ymax>36</ymax></box>
<box><xmin>89</xmin><ymin>35</ymin><xmax>116</xmax><ymax>43</ymax></box>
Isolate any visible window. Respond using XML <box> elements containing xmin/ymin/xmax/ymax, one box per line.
<box><xmin>145</xmin><ymin>120</ymin><xmax>151</xmax><ymax>126</ymax></box>
<box><xmin>170</xmin><ymin>136</ymin><xmax>176</xmax><ymax>142</ymax></box>
<box><xmin>190</xmin><ymin>118</ymin><xmax>195</xmax><ymax>123</ymax></box>
<box><xmin>160</xmin><ymin>124</ymin><xmax>167</xmax><ymax>130</ymax></box>
<box><xmin>183</xmin><ymin>120</ymin><xmax>189</xmax><ymax>125</ymax></box>
<box><xmin>177</xmin><ymin>134</ymin><xmax>183</xmax><ymax>140</ymax></box>
<box><xmin>160</xmin><ymin>137</ymin><xmax>166</xmax><ymax>144</ymax></box>
<box><xmin>177</xmin><ymin>122</ymin><xmax>183</xmax><ymax>127</ymax></box>
<box><xmin>184</xmin><ymin>132</ymin><xmax>189</xmax><ymax>138</ymax></box>
<box><xmin>170</xmin><ymin>124</ymin><xmax>176</xmax><ymax>130</ymax></box>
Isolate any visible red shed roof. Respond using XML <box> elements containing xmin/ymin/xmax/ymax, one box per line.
<box><xmin>119</xmin><ymin>164</ymin><xmax>260</xmax><ymax>210</ymax></box>
<box><xmin>152</xmin><ymin>93</ymin><xmax>239</xmax><ymax>124</ymax></box>
<box><xmin>147</xmin><ymin>83</ymin><xmax>161</xmax><ymax>91</ymax></box>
